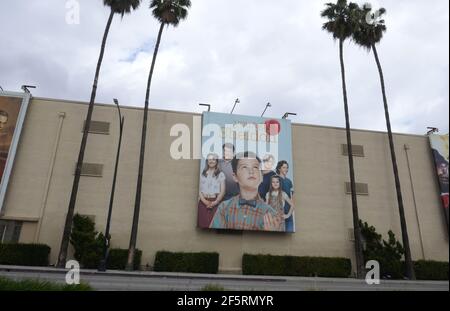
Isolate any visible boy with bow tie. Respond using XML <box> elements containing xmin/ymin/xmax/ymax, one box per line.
<box><xmin>209</xmin><ymin>151</ymin><xmax>283</xmax><ymax>231</ymax></box>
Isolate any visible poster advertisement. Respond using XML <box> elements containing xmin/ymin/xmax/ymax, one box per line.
<box><xmin>197</xmin><ymin>111</ymin><xmax>295</xmax><ymax>233</ymax></box>
<box><xmin>0</xmin><ymin>93</ymin><xmax>30</xmax><ymax>214</ymax></box>
<box><xmin>429</xmin><ymin>134</ymin><xmax>449</xmax><ymax>228</ymax></box>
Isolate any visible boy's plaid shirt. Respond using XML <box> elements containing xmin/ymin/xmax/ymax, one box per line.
<box><xmin>210</xmin><ymin>195</ymin><xmax>283</xmax><ymax>231</ymax></box>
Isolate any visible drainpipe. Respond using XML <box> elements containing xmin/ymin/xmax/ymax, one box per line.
<box><xmin>404</xmin><ymin>144</ymin><xmax>426</xmax><ymax>260</ymax></box>
<box><xmin>34</xmin><ymin>112</ymin><xmax>66</xmax><ymax>242</ymax></box>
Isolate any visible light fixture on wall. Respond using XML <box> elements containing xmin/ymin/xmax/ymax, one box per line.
<box><xmin>426</xmin><ymin>127</ymin><xmax>439</xmax><ymax>135</ymax></box>
<box><xmin>282</xmin><ymin>112</ymin><xmax>297</xmax><ymax>119</ymax></box>
<box><xmin>21</xmin><ymin>85</ymin><xmax>36</xmax><ymax>93</ymax></box>
<box><xmin>199</xmin><ymin>103</ymin><xmax>211</xmax><ymax>112</ymax></box>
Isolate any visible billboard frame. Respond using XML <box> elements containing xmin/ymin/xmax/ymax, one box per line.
<box><xmin>0</xmin><ymin>91</ymin><xmax>31</xmax><ymax>215</ymax></box>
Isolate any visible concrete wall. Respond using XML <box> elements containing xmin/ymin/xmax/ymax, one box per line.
<box><xmin>1</xmin><ymin>97</ymin><xmax>448</xmax><ymax>273</ymax></box>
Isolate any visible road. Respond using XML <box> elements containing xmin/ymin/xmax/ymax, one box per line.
<box><xmin>0</xmin><ymin>266</ymin><xmax>448</xmax><ymax>291</ymax></box>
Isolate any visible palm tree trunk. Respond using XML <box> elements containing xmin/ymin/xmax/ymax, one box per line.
<box><xmin>372</xmin><ymin>44</ymin><xmax>415</xmax><ymax>280</ymax></box>
<box><xmin>57</xmin><ymin>10</ymin><xmax>115</xmax><ymax>268</ymax></box>
<box><xmin>126</xmin><ymin>22</ymin><xmax>165</xmax><ymax>271</ymax></box>
<box><xmin>339</xmin><ymin>39</ymin><xmax>365</xmax><ymax>279</ymax></box>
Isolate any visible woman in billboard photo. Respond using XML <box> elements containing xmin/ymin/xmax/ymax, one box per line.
<box><xmin>197</xmin><ymin>153</ymin><xmax>226</xmax><ymax>228</ymax></box>
<box><xmin>276</xmin><ymin>160</ymin><xmax>295</xmax><ymax>232</ymax></box>
<box><xmin>265</xmin><ymin>175</ymin><xmax>295</xmax><ymax>232</ymax></box>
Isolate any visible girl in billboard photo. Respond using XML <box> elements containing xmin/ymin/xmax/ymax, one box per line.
<box><xmin>198</xmin><ymin>153</ymin><xmax>226</xmax><ymax>228</ymax></box>
<box><xmin>266</xmin><ymin>175</ymin><xmax>295</xmax><ymax>232</ymax></box>
<box><xmin>276</xmin><ymin>160</ymin><xmax>295</xmax><ymax>232</ymax></box>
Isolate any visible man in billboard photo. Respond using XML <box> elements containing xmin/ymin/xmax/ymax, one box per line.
<box><xmin>258</xmin><ymin>153</ymin><xmax>277</xmax><ymax>199</ymax></box>
<box><xmin>197</xmin><ymin>153</ymin><xmax>226</xmax><ymax>228</ymax></box>
<box><xmin>276</xmin><ymin>160</ymin><xmax>295</xmax><ymax>232</ymax></box>
<box><xmin>210</xmin><ymin>152</ymin><xmax>283</xmax><ymax>231</ymax></box>
<box><xmin>218</xmin><ymin>143</ymin><xmax>239</xmax><ymax>201</ymax></box>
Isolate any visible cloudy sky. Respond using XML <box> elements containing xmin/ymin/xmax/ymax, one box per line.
<box><xmin>1</xmin><ymin>0</ymin><xmax>448</xmax><ymax>134</ymax></box>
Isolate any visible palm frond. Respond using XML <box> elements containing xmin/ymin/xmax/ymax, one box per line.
<box><xmin>320</xmin><ymin>0</ymin><xmax>360</xmax><ymax>41</ymax></box>
<box><xmin>150</xmin><ymin>0</ymin><xmax>191</xmax><ymax>26</ymax></box>
<box><xmin>352</xmin><ymin>3</ymin><xmax>387</xmax><ymax>47</ymax></box>
<box><xmin>104</xmin><ymin>0</ymin><xmax>141</xmax><ymax>17</ymax></box>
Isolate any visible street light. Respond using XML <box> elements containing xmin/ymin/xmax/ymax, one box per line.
<box><xmin>282</xmin><ymin>112</ymin><xmax>297</xmax><ymax>119</ymax></box>
<box><xmin>98</xmin><ymin>98</ymin><xmax>125</xmax><ymax>272</ymax></box>
<box><xmin>199</xmin><ymin>103</ymin><xmax>211</xmax><ymax>112</ymax></box>
<box><xmin>261</xmin><ymin>102</ymin><xmax>271</xmax><ymax>117</ymax></box>
<box><xmin>231</xmin><ymin>98</ymin><xmax>240</xmax><ymax>114</ymax></box>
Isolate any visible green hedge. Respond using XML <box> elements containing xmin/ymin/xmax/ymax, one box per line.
<box><xmin>154</xmin><ymin>251</ymin><xmax>219</xmax><ymax>274</ymax></box>
<box><xmin>242</xmin><ymin>254</ymin><xmax>352</xmax><ymax>278</ymax></box>
<box><xmin>107</xmin><ymin>248</ymin><xmax>142</xmax><ymax>270</ymax></box>
<box><xmin>414</xmin><ymin>260</ymin><xmax>449</xmax><ymax>280</ymax></box>
<box><xmin>0</xmin><ymin>243</ymin><xmax>50</xmax><ymax>267</ymax></box>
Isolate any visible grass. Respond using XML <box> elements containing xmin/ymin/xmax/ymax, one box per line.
<box><xmin>0</xmin><ymin>277</ymin><xmax>93</xmax><ymax>291</ymax></box>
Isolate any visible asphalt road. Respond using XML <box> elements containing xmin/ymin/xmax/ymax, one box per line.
<box><xmin>0</xmin><ymin>267</ymin><xmax>448</xmax><ymax>291</ymax></box>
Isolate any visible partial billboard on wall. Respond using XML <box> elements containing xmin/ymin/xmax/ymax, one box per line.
<box><xmin>0</xmin><ymin>92</ymin><xmax>31</xmax><ymax>214</ymax></box>
<box><xmin>429</xmin><ymin>134</ymin><xmax>449</xmax><ymax>229</ymax></box>
<box><xmin>197</xmin><ymin>111</ymin><xmax>295</xmax><ymax>233</ymax></box>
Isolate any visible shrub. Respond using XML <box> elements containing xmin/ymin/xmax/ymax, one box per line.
<box><xmin>360</xmin><ymin>221</ymin><xmax>405</xmax><ymax>279</ymax></box>
<box><xmin>70</xmin><ymin>214</ymin><xmax>105</xmax><ymax>269</ymax></box>
<box><xmin>242</xmin><ymin>254</ymin><xmax>352</xmax><ymax>278</ymax></box>
<box><xmin>414</xmin><ymin>260</ymin><xmax>449</xmax><ymax>280</ymax></box>
<box><xmin>0</xmin><ymin>277</ymin><xmax>92</xmax><ymax>291</ymax></box>
<box><xmin>154</xmin><ymin>251</ymin><xmax>219</xmax><ymax>274</ymax></box>
<box><xmin>0</xmin><ymin>243</ymin><xmax>50</xmax><ymax>266</ymax></box>
<box><xmin>107</xmin><ymin>248</ymin><xmax>142</xmax><ymax>270</ymax></box>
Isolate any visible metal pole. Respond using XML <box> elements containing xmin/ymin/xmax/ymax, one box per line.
<box><xmin>98</xmin><ymin>99</ymin><xmax>124</xmax><ymax>272</ymax></box>
<box><xmin>261</xmin><ymin>102</ymin><xmax>271</xmax><ymax>117</ymax></box>
<box><xmin>404</xmin><ymin>144</ymin><xmax>426</xmax><ymax>260</ymax></box>
<box><xmin>231</xmin><ymin>98</ymin><xmax>239</xmax><ymax>114</ymax></box>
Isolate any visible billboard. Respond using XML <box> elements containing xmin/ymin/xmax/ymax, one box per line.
<box><xmin>0</xmin><ymin>92</ymin><xmax>31</xmax><ymax>214</ymax></box>
<box><xmin>429</xmin><ymin>134</ymin><xmax>449</xmax><ymax>229</ymax></box>
<box><xmin>197</xmin><ymin>111</ymin><xmax>295</xmax><ymax>233</ymax></box>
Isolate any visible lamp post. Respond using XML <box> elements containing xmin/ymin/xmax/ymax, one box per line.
<box><xmin>261</xmin><ymin>102</ymin><xmax>271</xmax><ymax>117</ymax></box>
<box><xmin>98</xmin><ymin>98</ymin><xmax>124</xmax><ymax>272</ymax></box>
<box><xmin>231</xmin><ymin>98</ymin><xmax>240</xmax><ymax>114</ymax></box>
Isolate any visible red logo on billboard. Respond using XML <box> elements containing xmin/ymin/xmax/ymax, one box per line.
<box><xmin>265</xmin><ymin>119</ymin><xmax>281</xmax><ymax>136</ymax></box>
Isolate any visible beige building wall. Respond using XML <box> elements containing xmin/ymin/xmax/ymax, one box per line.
<box><xmin>1</xmin><ymin>97</ymin><xmax>448</xmax><ymax>273</ymax></box>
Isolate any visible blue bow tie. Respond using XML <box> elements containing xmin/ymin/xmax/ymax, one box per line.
<box><xmin>239</xmin><ymin>199</ymin><xmax>257</xmax><ymax>208</ymax></box>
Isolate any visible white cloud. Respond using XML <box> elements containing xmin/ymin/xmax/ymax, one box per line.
<box><xmin>0</xmin><ymin>0</ymin><xmax>448</xmax><ymax>135</ymax></box>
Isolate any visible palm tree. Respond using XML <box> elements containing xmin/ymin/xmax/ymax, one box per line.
<box><xmin>126</xmin><ymin>0</ymin><xmax>191</xmax><ymax>271</ymax></box>
<box><xmin>353</xmin><ymin>4</ymin><xmax>415</xmax><ymax>279</ymax></box>
<box><xmin>56</xmin><ymin>0</ymin><xmax>141</xmax><ymax>268</ymax></box>
<box><xmin>321</xmin><ymin>0</ymin><xmax>365</xmax><ymax>278</ymax></box>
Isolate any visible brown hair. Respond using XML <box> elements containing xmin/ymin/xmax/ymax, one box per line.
<box><xmin>268</xmin><ymin>175</ymin><xmax>284</xmax><ymax>208</ymax></box>
<box><xmin>276</xmin><ymin>160</ymin><xmax>289</xmax><ymax>175</ymax></box>
<box><xmin>202</xmin><ymin>153</ymin><xmax>221</xmax><ymax>178</ymax></box>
